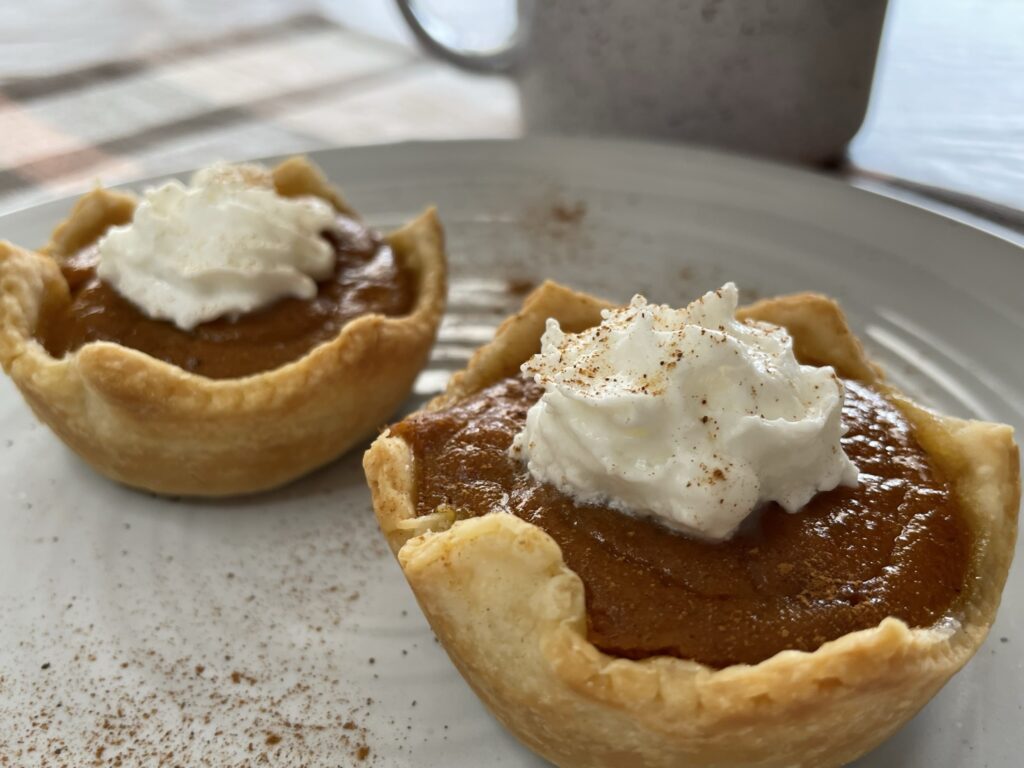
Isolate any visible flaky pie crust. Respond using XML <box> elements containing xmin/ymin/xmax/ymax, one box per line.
<box><xmin>0</xmin><ymin>156</ymin><xmax>446</xmax><ymax>496</ymax></box>
<box><xmin>364</xmin><ymin>281</ymin><xmax>1020</xmax><ymax>768</ymax></box>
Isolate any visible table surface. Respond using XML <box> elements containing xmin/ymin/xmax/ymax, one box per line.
<box><xmin>0</xmin><ymin>0</ymin><xmax>1021</xmax><ymax>243</ymax></box>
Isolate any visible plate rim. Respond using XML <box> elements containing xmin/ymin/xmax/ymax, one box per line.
<box><xmin>2</xmin><ymin>136</ymin><xmax>1022</xmax><ymax>254</ymax></box>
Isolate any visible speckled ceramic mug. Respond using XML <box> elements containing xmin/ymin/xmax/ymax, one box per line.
<box><xmin>396</xmin><ymin>0</ymin><xmax>888</xmax><ymax>164</ymax></box>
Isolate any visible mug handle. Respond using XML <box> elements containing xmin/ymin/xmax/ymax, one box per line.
<box><xmin>394</xmin><ymin>0</ymin><xmax>521</xmax><ymax>73</ymax></box>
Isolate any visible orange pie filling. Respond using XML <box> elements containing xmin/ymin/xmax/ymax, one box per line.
<box><xmin>391</xmin><ymin>375</ymin><xmax>971</xmax><ymax>669</ymax></box>
<box><xmin>37</xmin><ymin>216</ymin><xmax>415</xmax><ymax>380</ymax></box>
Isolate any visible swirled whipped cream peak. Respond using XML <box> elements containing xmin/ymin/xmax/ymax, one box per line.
<box><xmin>96</xmin><ymin>162</ymin><xmax>338</xmax><ymax>330</ymax></box>
<box><xmin>510</xmin><ymin>283</ymin><xmax>859</xmax><ymax>541</ymax></box>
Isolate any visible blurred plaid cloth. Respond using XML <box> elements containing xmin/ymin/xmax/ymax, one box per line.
<box><xmin>0</xmin><ymin>14</ymin><xmax>518</xmax><ymax>216</ymax></box>
<box><xmin>2</xmin><ymin>9</ymin><xmax>1021</xmax><ymax>242</ymax></box>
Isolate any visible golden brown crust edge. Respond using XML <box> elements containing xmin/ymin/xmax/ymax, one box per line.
<box><xmin>363</xmin><ymin>281</ymin><xmax>1020</xmax><ymax>768</ymax></box>
<box><xmin>0</xmin><ymin>155</ymin><xmax>447</xmax><ymax>496</ymax></box>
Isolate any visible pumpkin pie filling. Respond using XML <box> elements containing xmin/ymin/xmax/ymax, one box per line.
<box><xmin>37</xmin><ymin>216</ymin><xmax>415</xmax><ymax>380</ymax></box>
<box><xmin>391</xmin><ymin>374</ymin><xmax>971</xmax><ymax>669</ymax></box>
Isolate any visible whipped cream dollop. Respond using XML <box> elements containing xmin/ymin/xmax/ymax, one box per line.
<box><xmin>96</xmin><ymin>163</ymin><xmax>338</xmax><ymax>330</ymax></box>
<box><xmin>510</xmin><ymin>283</ymin><xmax>858</xmax><ymax>541</ymax></box>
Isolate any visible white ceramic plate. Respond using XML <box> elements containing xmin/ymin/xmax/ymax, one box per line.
<box><xmin>1</xmin><ymin>138</ymin><xmax>1021</xmax><ymax>767</ymax></box>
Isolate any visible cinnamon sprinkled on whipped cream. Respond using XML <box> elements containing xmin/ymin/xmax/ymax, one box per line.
<box><xmin>510</xmin><ymin>283</ymin><xmax>858</xmax><ymax>541</ymax></box>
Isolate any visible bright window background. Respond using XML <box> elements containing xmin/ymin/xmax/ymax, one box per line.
<box><xmin>1</xmin><ymin>0</ymin><xmax>1020</xmax><ymax>210</ymax></box>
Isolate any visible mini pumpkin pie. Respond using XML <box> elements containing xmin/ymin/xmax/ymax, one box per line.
<box><xmin>0</xmin><ymin>156</ymin><xmax>446</xmax><ymax>496</ymax></box>
<box><xmin>364</xmin><ymin>281</ymin><xmax>1019</xmax><ymax>768</ymax></box>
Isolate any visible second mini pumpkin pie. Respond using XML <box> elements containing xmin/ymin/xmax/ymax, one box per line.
<box><xmin>0</xmin><ymin>156</ymin><xmax>446</xmax><ymax>496</ymax></box>
<box><xmin>364</xmin><ymin>281</ymin><xmax>1019</xmax><ymax>768</ymax></box>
